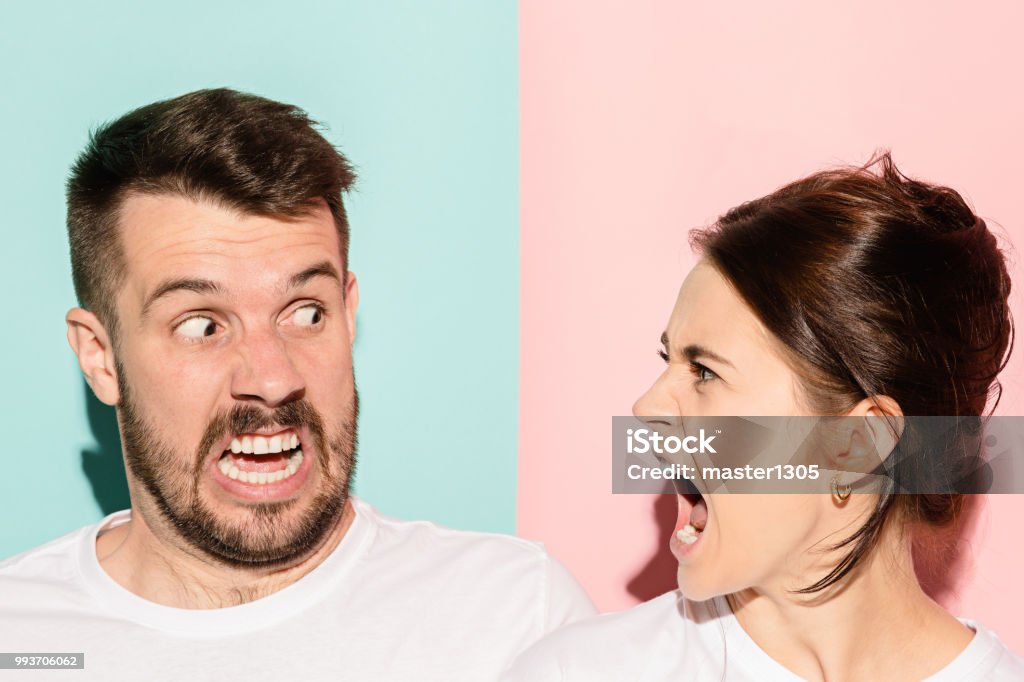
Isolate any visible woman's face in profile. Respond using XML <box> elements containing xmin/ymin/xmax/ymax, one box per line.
<box><xmin>633</xmin><ymin>262</ymin><xmax>846</xmax><ymax>600</ymax></box>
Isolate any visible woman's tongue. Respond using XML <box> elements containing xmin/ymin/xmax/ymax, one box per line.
<box><xmin>688</xmin><ymin>497</ymin><xmax>708</xmax><ymax>532</ymax></box>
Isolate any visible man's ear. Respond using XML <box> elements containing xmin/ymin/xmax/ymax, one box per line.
<box><xmin>825</xmin><ymin>396</ymin><xmax>904</xmax><ymax>489</ymax></box>
<box><xmin>66</xmin><ymin>308</ymin><xmax>120</xmax><ymax>406</ymax></box>
<box><xmin>343</xmin><ymin>271</ymin><xmax>359</xmax><ymax>346</ymax></box>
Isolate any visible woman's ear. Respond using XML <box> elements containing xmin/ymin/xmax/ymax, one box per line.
<box><xmin>824</xmin><ymin>396</ymin><xmax>904</xmax><ymax>490</ymax></box>
<box><xmin>66</xmin><ymin>307</ymin><xmax>121</xmax><ymax>406</ymax></box>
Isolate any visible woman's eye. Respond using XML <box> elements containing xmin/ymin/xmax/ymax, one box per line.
<box><xmin>175</xmin><ymin>316</ymin><xmax>217</xmax><ymax>340</ymax></box>
<box><xmin>291</xmin><ymin>304</ymin><xmax>324</xmax><ymax>327</ymax></box>
<box><xmin>689</xmin><ymin>361</ymin><xmax>718</xmax><ymax>384</ymax></box>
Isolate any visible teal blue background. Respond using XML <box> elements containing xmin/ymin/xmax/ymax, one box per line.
<box><xmin>0</xmin><ymin>1</ymin><xmax>519</xmax><ymax>558</ymax></box>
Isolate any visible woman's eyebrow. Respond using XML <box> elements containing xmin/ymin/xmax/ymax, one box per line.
<box><xmin>684</xmin><ymin>344</ymin><xmax>735</xmax><ymax>369</ymax></box>
<box><xmin>660</xmin><ymin>332</ymin><xmax>735</xmax><ymax>369</ymax></box>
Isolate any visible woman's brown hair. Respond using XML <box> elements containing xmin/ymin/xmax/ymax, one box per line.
<box><xmin>691</xmin><ymin>152</ymin><xmax>1014</xmax><ymax>592</ymax></box>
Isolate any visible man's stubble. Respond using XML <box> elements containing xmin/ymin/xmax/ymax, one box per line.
<box><xmin>114</xmin><ymin>355</ymin><xmax>359</xmax><ymax>569</ymax></box>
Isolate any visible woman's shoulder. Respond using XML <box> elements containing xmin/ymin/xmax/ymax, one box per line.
<box><xmin>501</xmin><ymin>591</ymin><xmax>723</xmax><ymax>681</ymax></box>
<box><xmin>942</xmin><ymin>618</ymin><xmax>1024</xmax><ymax>681</ymax></box>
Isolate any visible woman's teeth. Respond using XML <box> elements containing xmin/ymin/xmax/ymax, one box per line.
<box><xmin>217</xmin><ymin>449</ymin><xmax>304</xmax><ymax>485</ymax></box>
<box><xmin>676</xmin><ymin>524</ymin><xmax>700</xmax><ymax>545</ymax></box>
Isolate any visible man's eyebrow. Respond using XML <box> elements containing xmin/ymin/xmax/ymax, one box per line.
<box><xmin>141</xmin><ymin>262</ymin><xmax>342</xmax><ymax>320</ymax></box>
<box><xmin>288</xmin><ymin>261</ymin><xmax>341</xmax><ymax>289</ymax></box>
<box><xmin>142</xmin><ymin>278</ymin><xmax>222</xmax><ymax>319</ymax></box>
<box><xmin>661</xmin><ymin>332</ymin><xmax>735</xmax><ymax>369</ymax></box>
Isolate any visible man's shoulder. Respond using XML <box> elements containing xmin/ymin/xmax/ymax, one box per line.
<box><xmin>0</xmin><ymin>525</ymin><xmax>89</xmax><ymax>577</ymax></box>
<box><xmin>355</xmin><ymin>497</ymin><xmax>549</xmax><ymax>563</ymax></box>
<box><xmin>535</xmin><ymin>590</ymin><xmax>681</xmax><ymax>647</ymax></box>
<box><xmin>0</xmin><ymin>523</ymin><xmax>95</xmax><ymax>606</ymax></box>
<box><xmin>352</xmin><ymin>497</ymin><xmax>596</xmax><ymax>640</ymax></box>
<box><xmin>501</xmin><ymin>591</ymin><xmax>684</xmax><ymax>680</ymax></box>
<box><xmin>353</xmin><ymin>497</ymin><xmax>594</xmax><ymax>617</ymax></box>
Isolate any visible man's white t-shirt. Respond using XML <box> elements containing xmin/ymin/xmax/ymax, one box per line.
<box><xmin>0</xmin><ymin>497</ymin><xmax>596</xmax><ymax>681</ymax></box>
<box><xmin>502</xmin><ymin>590</ymin><xmax>1024</xmax><ymax>681</ymax></box>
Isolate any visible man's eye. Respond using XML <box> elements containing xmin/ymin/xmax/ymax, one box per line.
<box><xmin>291</xmin><ymin>304</ymin><xmax>325</xmax><ymax>327</ymax></box>
<box><xmin>175</xmin><ymin>316</ymin><xmax>217</xmax><ymax>340</ymax></box>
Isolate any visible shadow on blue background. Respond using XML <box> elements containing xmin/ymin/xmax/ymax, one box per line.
<box><xmin>79</xmin><ymin>379</ymin><xmax>129</xmax><ymax>515</ymax></box>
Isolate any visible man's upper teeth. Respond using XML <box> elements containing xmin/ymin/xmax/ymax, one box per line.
<box><xmin>229</xmin><ymin>433</ymin><xmax>300</xmax><ymax>455</ymax></box>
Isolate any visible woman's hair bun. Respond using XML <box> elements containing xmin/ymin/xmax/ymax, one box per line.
<box><xmin>690</xmin><ymin>151</ymin><xmax>1014</xmax><ymax>591</ymax></box>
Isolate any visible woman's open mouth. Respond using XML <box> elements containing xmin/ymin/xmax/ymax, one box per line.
<box><xmin>672</xmin><ymin>478</ymin><xmax>708</xmax><ymax>549</ymax></box>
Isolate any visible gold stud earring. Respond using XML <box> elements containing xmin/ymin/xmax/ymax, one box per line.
<box><xmin>831</xmin><ymin>473</ymin><xmax>852</xmax><ymax>503</ymax></box>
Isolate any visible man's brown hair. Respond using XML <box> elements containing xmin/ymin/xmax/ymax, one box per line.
<box><xmin>66</xmin><ymin>88</ymin><xmax>357</xmax><ymax>338</ymax></box>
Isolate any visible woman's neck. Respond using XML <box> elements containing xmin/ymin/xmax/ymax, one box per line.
<box><xmin>726</xmin><ymin>525</ymin><xmax>974</xmax><ymax>682</ymax></box>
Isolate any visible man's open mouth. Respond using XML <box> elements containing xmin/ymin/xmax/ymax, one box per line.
<box><xmin>216</xmin><ymin>430</ymin><xmax>305</xmax><ymax>485</ymax></box>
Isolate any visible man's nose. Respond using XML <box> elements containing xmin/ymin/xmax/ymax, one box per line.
<box><xmin>230</xmin><ymin>327</ymin><xmax>305</xmax><ymax>407</ymax></box>
<box><xmin>632</xmin><ymin>371</ymin><xmax>682</xmax><ymax>427</ymax></box>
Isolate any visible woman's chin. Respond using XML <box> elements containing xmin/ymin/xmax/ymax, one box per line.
<box><xmin>675</xmin><ymin>570</ymin><xmax>719</xmax><ymax>602</ymax></box>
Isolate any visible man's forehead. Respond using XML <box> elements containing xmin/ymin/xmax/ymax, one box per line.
<box><xmin>118</xmin><ymin>193</ymin><xmax>342</xmax><ymax>279</ymax></box>
<box><xmin>119</xmin><ymin>192</ymin><xmax>337</xmax><ymax>250</ymax></box>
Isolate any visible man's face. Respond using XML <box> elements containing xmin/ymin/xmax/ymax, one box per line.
<box><xmin>110</xmin><ymin>192</ymin><xmax>358</xmax><ymax>567</ymax></box>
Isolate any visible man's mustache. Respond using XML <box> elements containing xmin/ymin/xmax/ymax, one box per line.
<box><xmin>196</xmin><ymin>399</ymin><xmax>326</xmax><ymax>464</ymax></box>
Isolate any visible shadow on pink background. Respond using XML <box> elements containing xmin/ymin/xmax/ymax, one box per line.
<box><xmin>518</xmin><ymin>1</ymin><xmax>1024</xmax><ymax>654</ymax></box>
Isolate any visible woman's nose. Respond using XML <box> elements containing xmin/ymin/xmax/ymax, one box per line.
<box><xmin>632</xmin><ymin>370</ymin><xmax>680</xmax><ymax>424</ymax></box>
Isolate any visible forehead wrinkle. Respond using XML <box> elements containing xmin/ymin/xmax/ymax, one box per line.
<box><xmin>120</xmin><ymin>199</ymin><xmax>336</xmax><ymax>262</ymax></box>
<box><xmin>133</xmin><ymin>234</ymin><xmax>339</xmax><ymax>286</ymax></box>
<box><xmin>118</xmin><ymin>195</ymin><xmax>343</xmax><ymax>321</ymax></box>
<box><xmin>130</xmin><ymin>250</ymin><xmax>339</xmax><ymax>325</ymax></box>
<box><xmin>131</xmin><ymin>230</ymin><xmax>335</xmax><ymax>261</ymax></box>
<box><xmin>668</xmin><ymin>270</ymin><xmax>764</xmax><ymax>373</ymax></box>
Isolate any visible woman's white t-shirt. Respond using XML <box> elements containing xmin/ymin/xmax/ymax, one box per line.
<box><xmin>502</xmin><ymin>590</ymin><xmax>1024</xmax><ymax>681</ymax></box>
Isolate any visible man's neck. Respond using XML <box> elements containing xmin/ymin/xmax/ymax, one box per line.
<box><xmin>95</xmin><ymin>499</ymin><xmax>356</xmax><ymax>609</ymax></box>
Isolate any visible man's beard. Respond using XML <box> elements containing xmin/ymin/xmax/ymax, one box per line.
<box><xmin>116</xmin><ymin>364</ymin><xmax>358</xmax><ymax>569</ymax></box>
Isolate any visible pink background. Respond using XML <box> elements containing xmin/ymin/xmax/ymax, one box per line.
<box><xmin>518</xmin><ymin>0</ymin><xmax>1024</xmax><ymax>654</ymax></box>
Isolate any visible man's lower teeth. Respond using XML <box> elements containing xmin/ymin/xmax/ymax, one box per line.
<box><xmin>217</xmin><ymin>449</ymin><xmax>303</xmax><ymax>484</ymax></box>
<box><xmin>676</xmin><ymin>524</ymin><xmax>699</xmax><ymax>545</ymax></box>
